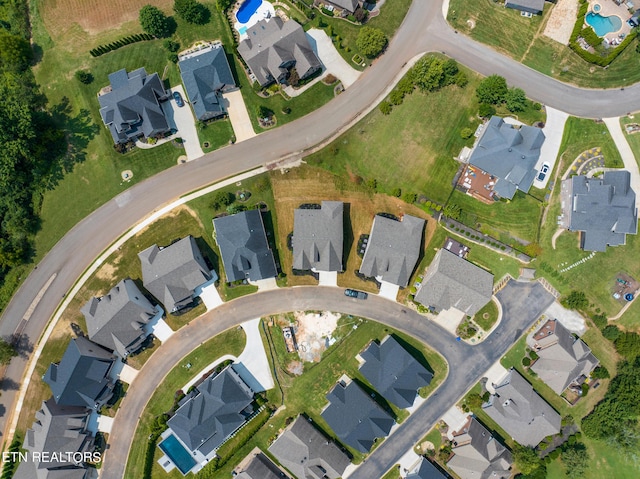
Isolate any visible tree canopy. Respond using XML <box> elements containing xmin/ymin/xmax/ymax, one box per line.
<box><xmin>139</xmin><ymin>5</ymin><xmax>172</xmax><ymax>38</ymax></box>
<box><xmin>0</xmin><ymin>338</ymin><xmax>17</xmax><ymax>365</ymax></box>
<box><xmin>476</xmin><ymin>74</ymin><xmax>508</xmax><ymax>105</ymax></box>
<box><xmin>173</xmin><ymin>0</ymin><xmax>208</xmax><ymax>24</ymax></box>
<box><xmin>356</xmin><ymin>27</ymin><xmax>387</xmax><ymax>58</ymax></box>
<box><xmin>505</xmin><ymin>87</ymin><xmax>527</xmax><ymax>112</ymax></box>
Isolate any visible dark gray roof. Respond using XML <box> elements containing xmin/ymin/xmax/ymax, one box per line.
<box><xmin>213</xmin><ymin>210</ymin><xmax>277</xmax><ymax>282</ymax></box>
<box><xmin>17</xmin><ymin>398</ymin><xmax>93</xmax><ymax>479</ymax></box>
<box><xmin>406</xmin><ymin>457</ymin><xmax>448</xmax><ymax>479</ymax></box>
<box><xmin>237</xmin><ymin>452</ymin><xmax>290</xmax><ymax>479</ymax></box>
<box><xmin>565</xmin><ymin>171</ymin><xmax>637</xmax><ymax>252</ymax></box>
<box><xmin>447</xmin><ymin>417</ymin><xmax>512</xmax><ymax>479</ymax></box>
<box><xmin>505</xmin><ymin>0</ymin><xmax>545</xmax><ymax>13</ymax></box>
<box><xmin>358</xmin><ymin>336</ymin><xmax>433</xmax><ymax>409</ymax></box>
<box><xmin>326</xmin><ymin>0</ymin><xmax>359</xmax><ymax>12</ymax></box>
<box><xmin>469</xmin><ymin>116</ymin><xmax>545</xmax><ymax>199</ymax></box>
<box><xmin>178</xmin><ymin>44</ymin><xmax>236</xmax><ymax>121</ymax></box>
<box><xmin>359</xmin><ymin>214</ymin><xmax>425</xmax><ymax>287</ymax></box>
<box><xmin>238</xmin><ymin>18</ymin><xmax>322</xmax><ymax>87</ymax></box>
<box><xmin>414</xmin><ymin>249</ymin><xmax>494</xmax><ymax>316</ymax></box>
<box><xmin>321</xmin><ymin>379</ymin><xmax>395</xmax><ymax>453</ymax></box>
<box><xmin>167</xmin><ymin>365</ymin><xmax>254</xmax><ymax>456</ymax></box>
<box><xmin>82</xmin><ymin>278</ymin><xmax>159</xmax><ymax>357</ymax></box>
<box><xmin>530</xmin><ymin>320</ymin><xmax>599</xmax><ymax>394</ymax></box>
<box><xmin>43</xmin><ymin>337</ymin><xmax>115</xmax><ymax>409</ymax></box>
<box><xmin>139</xmin><ymin>235</ymin><xmax>213</xmax><ymax>313</ymax></box>
<box><xmin>268</xmin><ymin>416</ymin><xmax>351</xmax><ymax>479</ymax></box>
<box><xmin>483</xmin><ymin>369</ymin><xmax>560</xmax><ymax>447</ymax></box>
<box><xmin>98</xmin><ymin>68</ymin><xmax>169</xmax><ymax>144</ymax></box>
<box><xmin>293</xmin><ymin>201</ymin><xmax>344</xmax><ymax>272</ymax></box>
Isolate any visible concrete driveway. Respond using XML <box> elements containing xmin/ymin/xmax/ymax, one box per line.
<box><xmin>162</xmin><ymin>85</ymin><xmax>204</xmax><ymax>161</ymax></box>
<box><xmin>224</xmin><ymin>90</ymin><xmax>256</xmax><ymax>143</ymax></box>
<box><xmin>604</xmin><ymin>117</ymin><xmax>640</xmax><ymax>210</ymax></box>
<box><xmin>534</xmin><ymin>107</ymin><xmax>570</xmax><ymax>189</ymax></box>
<box><xmin>306</xmin><ymin>29</ymin><xmax>361</xmax><ymax>88</ymax></box>
<box><xmin>236</xmin><ymin>318</ymin><xmax>274</xmax><ymax>392</ymax></box>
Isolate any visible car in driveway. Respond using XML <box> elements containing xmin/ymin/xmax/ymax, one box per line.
<box><xmin>344</xmin><ymin>289</ymin><xmax>368</xmax><ymax>300</ymax></box>
<box><xmin>537</xmin><ymin>162</ymin><xmax>550</xmax><ymax>182</ymax></box>
<box><xmin>173</xmin><ymin>91</ymin><xmax>184</xmax><ymax>107</ymax></box>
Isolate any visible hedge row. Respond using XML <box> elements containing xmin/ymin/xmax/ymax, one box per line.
<box><xmin>569</xmin><ymin>0</ymin><xmax>638</xmax><ymax>67</ymax></box>
<box><xmin>89</xmin><ymin>33</ymin><xmax>155</xmax><ymax>57</ymax></box>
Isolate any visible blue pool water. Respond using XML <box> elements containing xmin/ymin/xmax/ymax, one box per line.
<box><xmin>586</xmin><ymin>12</ymin><xmax>622</xmax><ymax>37</ymax></box>
<box><xmin>239</xmin><ymin>26</ymin><xmax>248</xmax><ymax>35</ymax></box>
<box><xmin>159</xmin><ymin>435</ymin><xmax>196</xmax><ymax>475</ymax></box>
<box><xmin>236</xmin><ymin>0</ymin><xmax>262</xmax><ymax>23</ymax></box>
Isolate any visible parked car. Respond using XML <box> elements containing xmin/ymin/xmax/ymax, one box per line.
<box><xmin>173</xmin><ymin>91</ymin><xmax>184</xmax><ymax>107</ymax></box>
<box><xmin>537</xmin><ymin>162</ymin><xmax>550</xmax><ymax>181</ymax></box>
<box><xmin>344</xmin><ymin>289</ymin><xmax>368</xmax><ymax>300</ymax></box>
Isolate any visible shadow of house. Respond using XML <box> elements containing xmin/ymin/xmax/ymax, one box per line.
<box><xmin>98</xmin><ymin>68</ymin><xmax>170</xmax><ymax>144</ymax></box>
<box><xmin>179</xmin><ymin>43</ymin><xmax>237</xmax><ymax>122</ymax></box>
<box><xmin>81</xmin><ymin>278</ymin><xmax>162</xmax><ymax>358</ymax></box>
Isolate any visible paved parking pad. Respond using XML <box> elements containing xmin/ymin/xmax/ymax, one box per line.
<box><xmin>495</xmin><ymin>280</ymin><xmax>555</xmax><ymax>341</ymax></box>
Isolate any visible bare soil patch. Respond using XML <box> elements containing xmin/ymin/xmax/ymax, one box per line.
<box><xmin>543</xmin><ymin>0</ymin><xmax>578</xmax><ymax>46</ymax></box>
<box><xmin>293</xmin><ymin>311</ymin><xmax>341</xmax><ymax>363</ymax></box>
<box><xmin>41</xmin><ymin>0</ymin><xmax>173</xmax><ymax>38</ymax></box>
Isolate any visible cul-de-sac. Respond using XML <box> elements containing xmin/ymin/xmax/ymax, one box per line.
<box><xmin>1</xmin><ymin>0</ymin><xmax>640</xmax><ymax>478</ymax></box>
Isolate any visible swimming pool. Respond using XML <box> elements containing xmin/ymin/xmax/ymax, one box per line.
<box><xmin>238</xmin><ymin>26</ymin><xmax>248</xmax><ymax>35</ymax></box>
<box><xmin>593</xmin><ymin>3</ymin><xmax>601</xmax><ymax>13</ymax></box>
<box><xmin>236</xmin><ymin>0</ymin><xmax>262</xmax><ymax>23</ymax></box>
<box><xmin>159</xmin><ymin>435</ymin><xmax>196</xmax><ymax>475</ymax></box>
<box><xmin>586</xmin><ymin>12</ymin><xmax>622</xmax><ymax>37</ymax></box>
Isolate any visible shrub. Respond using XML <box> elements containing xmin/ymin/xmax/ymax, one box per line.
<box><xmin>522</xmin><ymin>356</ymin><xmax>531</xmax><ymax>367</ymax></box>
<box><xmin>75</xmin><ymin>69</ymin><xmax>93</xmax><ymax>84</ymax></box>
<box><xmin>591</xmin><ymin>365</ymin><xmax>610</xmax><ymax>379</ymax></box>
<box><xmin>391</xmin><ymin>187</ymin><xmax>402</xmax><ymax>197</ymax></box>
<box><xmin>460</xmin><ymin>127</ymin><xmax>473</xmax><ymax>139</ymax></box>
<box><xmin>379</xmin><ymin>101</ymin><xmax>392</xmax><ymax>115</ymax></box>
<box><xmin>476</xmin><ymin>74</ymin><xmax>507</xmax><ymax>105</ymax></box>
<box><xmin>602</xmin><ymin>325</ymin><xmax>621</xmax><ymax>341</ymax></box>
<box><xmin>389</xmin><ymin>89</ymin><xmax>404</xmax><ymax>105</ymax></box>
<box><xmin>403</xmin><ymin>192</ymin><xmax>417</xmax><ymax>204</ymax></box>
<box><xmin>163</xmin><ymin>39</ymin><xmax>180</xmax><ymax>52</ymax></box>
<box><xmin>529</xmin><ymin>351</ymin><xmax>538</xmax><ymax>360</ymax></box>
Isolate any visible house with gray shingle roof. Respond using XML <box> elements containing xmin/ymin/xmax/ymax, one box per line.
<box><xmin>561</xmin><ymin>170</ymin><xmax>637</xmax><ymax>252</ymax></box>
<box><xmin>527</xmin><ymin>319</ymin><xmax>599</xmax><ymax>395</ymax></box>
<box><xmin>505</xmin><ymin>0</ymin><xmax>545</xmax><ymax>15</ymax></box>
<box><xmin>359</xmin><ymin>214</ymin><xmax>425</xmax><ymax>287</ymax></box>
<box><xmin>415</xmin><ymin>248</ymin><xmax>494</xmax><ymax>316</ymax></box>
<box><xmin>469</xmin><ymin>116</ymin><xmax>545</xmax><ymax>199</ymax></box>
<box><xmin>178</xmin><ymin>43</ymin><xmax>236</xmax><ymax>121</ymax></box>
<box><xmin>139</xmin><ymin>235</ymin><xmax>215</xmax><ymax>313</ymax></box>
<box><xmin>447</xmin><ymin>416</ymin><xmax>512</xmax><ymax>479</ymax></box>
<box><xmin>81</xmin><ymin>278</ymin><xmax>161</xmax><ymax>358</ymax></box>
<box><xmin>406</xmin><ymin>457</ymin><xmax>448</xmax><ymax>479</ymax></box>
<box><xmin>236</xmin><ymin>451</ymin><xmax>291</xmax><ymax>479</ymax></box>
<box><xmin>162</xmin><ymin>365</ymin><xmax>254</xmax><ymax>473</ymax></box>
<box><xmin>98</xmin><ymin>68</ymin><xmax>170</xmax><ymax>144</ymax></box>
<box><xmin>293</xmin><ymin>201</ymin><xmax>344</xmax><ymax>272</ymax></box>
<box><xmin>358</xmin><ymin>335</ymin><xmax>433</xmax><ymax>409</ymax></box>
<box><xmin>238</xmin><ymin>17</ymin><xmax>322</xmax><ymax>87</ymax></box>
<box><xmin>14</xmin><ymin>398</ymin><xmax>94</xmax><ymax>479</ymax></box>
<box><xmin>321</xmin><ymin>377</ymin><xmax>395</xmax><ymax>453</ymax></box>
<box><xmin>269</xmin><ymin>416</ymin><xmax>351</xmax><ymax>479</ymax></box>
<box><xmin>43</xmin><ymin>337</ymin><xmax>115</xmax><ymax>410</ymax></box>
<box><xmin>483</xmin><ymin>368</ymin><xmax>560</xmax><ymax>447</ymax></box>
<box><xmin>326</xmin><ymin>0</ymin><xmax>360</xmax><ymax>13</ymax></box>
<box><xmin>213</xmin><ymin>209</ymin><xmax>277</xmax><ymax>282</ymax></box>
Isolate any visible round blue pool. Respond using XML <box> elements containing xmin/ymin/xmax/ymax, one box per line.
<box><xmin>593</xmin><ymin>3</ymin><xmax>601</xmax><ymax>13</ymax></box>
<box><xmin>236</xmin><ymin>0</ymin><xmax>262</xmax><ymax>23</ymax></box>
<box><xmin>586</xmin><ymin>12</ymin><xmax>622</xmax><ymax>37</ymax></box>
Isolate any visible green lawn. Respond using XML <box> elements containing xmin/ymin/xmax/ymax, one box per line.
<box><xmin>449</xmin><ymin>189</ymin><xmax>543</xmax><ymax>245</ymax></box>
<box><xmin>447</xmin><ymin>0</ymin><xmax>548</xmax><ymax>61</ymax></box>
<box><xmin>473</xmin><ymin>299</ymin><xmax>499</xmax><ymax>331</ymax></box>
<box><xmin>557</xmin><ymin>117</ymin><xmax>623</xmax><ymax>170</ymax></box>
<box><xmin>198</xmin><ymin>118</ymin><xmax>235</xmax><ymax>152</ymax></box>
<box><xmin>124</xmin><ymin>327</ymin><xmax>246</xmax><ymax>479</ymax></box>
<box><xmin>307</xmin><ymin>64</ymin><xmax>482</xmax><ymax>205</ymax></box>
<box><xmin>381</xmin><ymin>465</ymin><xmax>402</xmax><ymax>479</ymax></box>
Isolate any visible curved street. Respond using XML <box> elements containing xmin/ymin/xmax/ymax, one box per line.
<box><xmin>1</xmin><ymin>0</ymin><xmax>640</xmax><ymax>461</ymax></box>
<box><xmin>101</xmin><ymin>282</ymin><xmax>553</xmax><ymax>479</ymax></box>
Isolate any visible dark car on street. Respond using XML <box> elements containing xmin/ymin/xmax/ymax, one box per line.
<box><xmin>344</xmin><ymin>289</ymin><xmax>368</xmax><ymax>300</ymax></box>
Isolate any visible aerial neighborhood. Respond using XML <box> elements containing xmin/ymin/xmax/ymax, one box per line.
<box><xmin>2</xmin><ymin>0</ymin><xmax>640</xmax><ymax>479</ymax></box>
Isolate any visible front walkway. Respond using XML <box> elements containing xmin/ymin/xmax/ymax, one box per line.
<box><xmin>224</xmin><ymin>90</ymin><xmax>256</xmax><ymax>143</ymax></box>
<box><xmin>161</xmin><ymin>85</ymin><xmax>204</xmax><ymax>161</ymax></box>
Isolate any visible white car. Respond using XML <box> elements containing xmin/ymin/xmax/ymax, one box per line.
<box><xmin>537</xmin><ymin>163</ymin><xmax>550</xmax><ymax>182</ymax></box>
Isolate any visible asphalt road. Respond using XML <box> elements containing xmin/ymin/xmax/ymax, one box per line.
<box><xmin>100</xmin><ymin>282</ymin><xmax>553</xmax><ymax>479</ymax></box>
<box><xmin>2</xmin><ymin>0</ymin><xmax>640</xmax><ymax>461</ymax></box>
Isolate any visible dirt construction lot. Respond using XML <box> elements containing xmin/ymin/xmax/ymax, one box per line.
<box><xmin>41</xmin><ymin>0</ymin><xmax>173</xmax><ymax>38</ymax></box>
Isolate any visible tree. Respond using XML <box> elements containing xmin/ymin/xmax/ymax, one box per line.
<box><xmin>356</xmin><ymin>27</ymin><xmax>387</xmax><ymax>58</ymax></box>
<box><xmin>465</xmin><ymin>393</ymin><xmax>484</xmax><ymax>409</ymax></box>
<box><xmin>139</xmin><ymin>5</ymin><xmax>171</xmax><ymax>38</ymax></box>
<box><xmin>389</xmin><ymin>89</ymin><xmax>404</xmax><ymax>105</ymax></box>
<box><xmin>174</xmin><ymin>0</ymin><xmax>208</xmax><ymax>24</ymax></box>
<box><xmin>614</xmin><ymin>331</ymin><xmax>640</xmax><ymax>360</ymax></box>
<box><xmin>0</xmin><ymin>32</ymin><xmax>32</xmax><ymax>71</ymax></box>
<box><xmin>354</xmin><ymin>7</ymin><xmax>367</xmax><ymax>23</ymax></box>
<box><xmin>591</xmin><ymin>365</ymin><xmax>610</xmax><ymax>379</ymax></box>
<box><xmin>460</xmin><ymin>127</ymin><xmax>473</xmax><ymax>139</ymax></box>
<box><xmin>513</xmin><ymin>445</ymin><xmax>544</xmax><ymax>476</ymax></box>
<box><xmin>602</xmin><ymin>325</ymin><xmax>621</xmax><ymax>341</ymax></box>
<box><xmin>478</xmin><ymin>103</ymin><xmax>496</xmax><ymax>118</ymax></box>
<box><xmin>163</xmin><ymin>39</ymin><xmax>180</xmax><ymax>52</ymax></box>
<box><xmin>560</xmin><ymin>443</ymin><xmax>589</xmax><ymax>477</ymax></box>
<box><xmin>216</xmin><ymin>0</ymin><xmax>233</xmax><ymax>11</ymax></box>
<box><xmin>211</xmin><ymin>191</ymin><xmax>235</xmax><ymax>209</ymax></box>
<box><xmin>256</xmin><ymin>105</ymin><xmax>273</xmax><ymax>119</ymax></box>
<box><xmin>74</xmin><ymin>70</ymin><xmax>93</xmax><ymax>84</ymax></box>
<box><xmin>505</xmin><ymin>87</ymin><xmax>527</xmax><ymax>112</ymax></box>
<box><xmin>561</xmin><ymin>290</ymin><xmax>589</xmax><ymax>311</ymax></box>
<box><xmin>379</xmin><ymin>101</ymin><xmax>392</xmax><ymax>115</ymax></box>
<box><xmin>444</xmin><ymin>203</ymin><xmax>462</xmax><ymax>220</ymax></box>
<box><xmin>412</xmin><ymin>56</ymin><xmax>445</xmax><ymax>92</ymax></box>
<box><xmin>443</xmin><ymin>58</ymin><xmax>459</xmax><ymax>83</ymax></box>
<box><xmin>476</xmin><ymin>74</ymin><xmax>508</xmax><ymax>105</ymax></box>
<box><xmin>0</xmin><ymin>338</ymin><xmax>17</xmax><ymax>365</ymax></box>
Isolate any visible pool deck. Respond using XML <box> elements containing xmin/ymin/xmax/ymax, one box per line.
<box><xmin>587</xmin><ymin>0</ymin><xmax>631</xmax><ymax>42</ymax></box>
<box><xmin>234</xmin><ymin>0</ymin><xmax>276</xmax><ymax>40</ymax></box>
